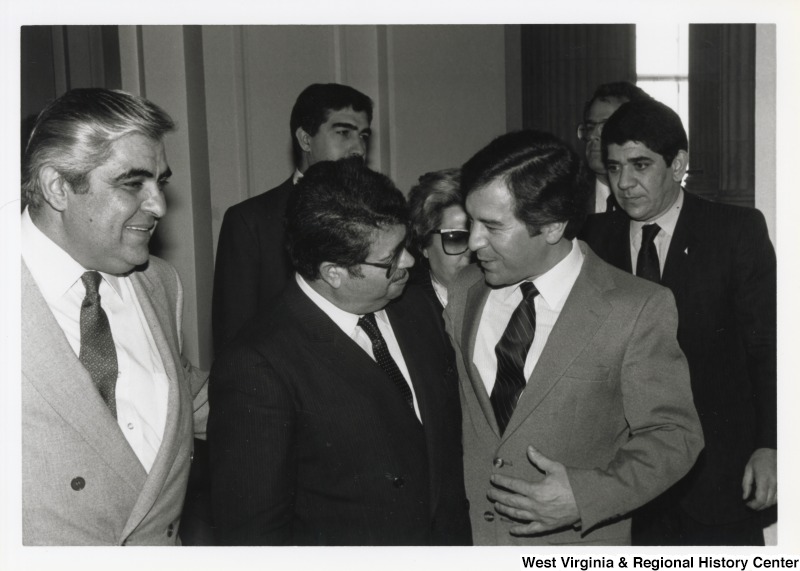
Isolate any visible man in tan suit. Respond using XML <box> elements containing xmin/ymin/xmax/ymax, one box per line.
<box><xmin>21</xmin><ymin>88</ymin><xmax>207</xmax><ymax>545</ymax></box>
<box><xmin>446</xmin><ymin>130</ymin><xmax>703</xmax><ymax>545</ymax></box>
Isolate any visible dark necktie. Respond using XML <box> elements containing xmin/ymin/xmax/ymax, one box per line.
<box><xmin>491</xmin><ymin>281</ymin><xmax>538</xmax><ymax>435</ymax></box>
<box><xmin>606</xmin><ymin>192</ymin><xmax>619</xmax><ymax>213</ymax></box>
<box><xmin>79</xmin><ymin>271</ymin><xmax>118</xmax><ymax>417</ymax></box>
<box><xmin>358</xmin><ymin>312</ymin><xmax>415</xmax><ymax>412</ymax></box>
<box><xmin>637</xmin><ymin>223</ymin><xmax>662</xmax><ymax>283</ymax></box>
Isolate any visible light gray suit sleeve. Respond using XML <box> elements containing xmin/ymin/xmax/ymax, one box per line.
<box><xmin>566</xmin><ymin>287</ymin><xmax>704</xmax><ymax>533</ymax></box>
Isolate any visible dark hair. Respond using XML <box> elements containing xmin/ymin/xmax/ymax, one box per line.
<box><xmin>582</xmin><ymin>81</ymin><xmax>652</xmax><ymax>119</ymax></box>
<box><xmin>289</xmin><ymin>83</ymin><xmax>373</xmax><ymax>166</ymax></box>
<box><xmin>407</xmin><ymin>168</ymin><xmax>462</xmax><ymax>254</ymax></box>
<box><xmin>286</xmin><ymin>157</ymin><xmax>408</xmax><ymax>280</ymax></box>
<box><xmin>601</xmin><ymin>98</ymin><xmax>688</xmax><ymax>166</ymax></box>
<box><xmin>22</xmin><ymin>88</ymin><xmax>175</xmax><ymax>210</ymax></box>
<box><xmin>461</xmin><ymin>130</ymin><xmax>589</xmax><ymax>240</ymax></box>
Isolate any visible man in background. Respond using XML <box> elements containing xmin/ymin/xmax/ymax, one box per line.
<box><xmin>209</xmin><ymin>158</ymin><xmax>471</xmax><ymax>546</ymax></box>
<box><xmin>577</xmin><ymin>81</ymin><xmax>652</xmax><ymax>213</ymax></box>
<box><xmin>446</xmin><ymin>129</ymin><xmax>702</xmax><ymax>545</ymax></box>
<box><xmin>581</xmin><ymin>98</ymin><xmax>776</xmax><ymax>545</ymax></box>
<box><xmin>212</xmin><ymin>82</ymin><xmax>373</xmax><ymax>354</ymax></box>
<box><xmin>21</xmin><ymin>88</ymin><xmax>208</xmax><ymax>545</ymax></box>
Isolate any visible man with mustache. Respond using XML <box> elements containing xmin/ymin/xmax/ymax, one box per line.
<box><xmin>20</xmin><ymin>88</ymin><xmax>208</xmax><ymax>545</ymax></box>
<box><xmin>212</xmin><ymin>83</ymin><xmax>373</xmax><ymax>355</ymax></box>
<box><xmin>209</xmin><ymin>157</ymin><xmax>471</xmax><ymax>546</ymax></box>
<box><xmin>581</xmin><ymin>98</ymin><xmax>777</xmax><ymax>545</ymax></box>
<box><xmin>577</xmin><ymin>81</ymin><xmax>652</xmax><ymax>214</ymax></box>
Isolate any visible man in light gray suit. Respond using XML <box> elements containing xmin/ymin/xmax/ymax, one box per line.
<box><xmin>21</xmin><ymin>88</ymin><xmax>208</xmax><ymax>545</ymax></box>
<box><xmin>446</xmin><ymin>130</ymin><xmax>703</xmax><ymax>545</ymax></box>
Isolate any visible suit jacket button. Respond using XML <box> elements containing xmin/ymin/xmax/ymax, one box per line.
<box><xmin>167</xmin><ymin>530</ymin><xmax>173</xmax><ymax>538</ymax></box>
<box><xmin>493</xmin><ymin>457</ymin><xmax>504</xmax><ymax>468</ymax></box>
<box><xmin>393</xmin><ymin>477</ymin><xmax>405</xmax><ymax>488</ymax></box>
<box><xmin>483</xmin><ymin>511</ymin><xmax>495</xmax><ymax>522</ymax></box>
<box><xmin>70</xmin><ymin>477</ymin><xmax>85</xmax><ymax>491</ymax></box>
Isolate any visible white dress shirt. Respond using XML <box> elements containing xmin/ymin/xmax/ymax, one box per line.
<box><xmin>595</xmin><ymin>178</ymin><xmax>613</xmax><ymax>213</ymax></box>
<box><xmin>474</xmin><ymin>239</ymin><xmax>584</xmax><ymax>395</ymax></box>
<box><xmin>296</xmin><ymin>274</ymin><xmax>422</xmax><ymax>422</ymax></box>
<box><xmin>629</xmin><ymin>190</ymin><xmax>684</xmax><ymax>276</ymax></box>
<box><xmin>21</xmin><ymin>208</ymin><xmax>168</xmax><ymax>472</ymax></box>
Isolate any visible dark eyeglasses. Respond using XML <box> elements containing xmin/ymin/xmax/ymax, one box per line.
<box><xmin>576</xmin><ymin>119</ymin><xmax>607</xmax><ymax>142</ymax></box>
<box><xmin>430</xmin><ymin>228</ymin><xmax>470</xmax><ymax>255</ymax></box>
<box><xmin>360</xmin><ymin>235</ymin><xmax>409</xmax><ymax>278</ymax></box>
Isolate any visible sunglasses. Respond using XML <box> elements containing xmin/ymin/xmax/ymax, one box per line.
<box><xmin>430</xmin><ymin>229</ymin><xmax>470</xmax><ymax>255</ymax></box>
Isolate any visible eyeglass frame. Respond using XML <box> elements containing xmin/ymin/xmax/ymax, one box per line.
<box><xmin>359</xmin><ymin>233</ymin><xmax>411</xmax><ymax>279</ymax></box>
<box><xmin>576</xmin><ymin>119</ymin><xmax>608</xmax><ymax>142</ymax></box>
<box><xmin>428</xmin><ymin>228</ymin><xmax>470</xmax><ymax>256</ymax></box>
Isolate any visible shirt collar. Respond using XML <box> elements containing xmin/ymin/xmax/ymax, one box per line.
<box><xmin>595</xmin><ymin>178</ymin><xmax>611</xmax><ymax>199</ymax></box>
<box><xmin>295</xmin><ymin>273</ymin><xmax>362</xmax><ymax>336</ymax></box>
<box><xmin>21</xmin><ymin>207</ymin><xmax>124</xmax><ymax>301</ymax></box>
<box><xmin>497</xmin><ymin>238</ymin><xmax>584</xmax><ymax>311</ymax></box>
<box><xmin>630</xmin><ymin>189</ymin><xmax>684</xmax><ymax>238</ymax></box>
<box><xmin>292</xmin><ymin>169</ymin><xmax>304</xmax><ymax>185</ymax></box>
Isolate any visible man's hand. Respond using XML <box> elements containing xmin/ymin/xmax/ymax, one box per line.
<box><xmin>487</xmin><ymin>445</ymin><xmax>580</xmax><ymax>536</ymax></box>
<box><xmin>742</xmin><ymin>447</ymin><xmax>777</xmax><ymax>510</ymax></box>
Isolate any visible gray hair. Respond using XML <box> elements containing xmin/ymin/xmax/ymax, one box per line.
<box><xmin>22</xmin><ymin>88</ymin><xmax>175</xmax><ymax>210</ymax></box>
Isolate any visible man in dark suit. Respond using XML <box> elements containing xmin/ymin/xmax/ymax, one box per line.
<box><xmin>576</xmin><ymin>82</ymin><xmax>652</xmax><ymax>214</ymax></box>
<box><xmin>581</xmin><ymin>98</ymin><xmax>777</xmax><ymax>545</ymax></box>
<box><xmin>208</xmin><ymin>158</ymin><xmax>471</xmax><ymax>546</ymax></box>
<box><xmin>212</xmin><ymin>83</ymin><xmax>373</xmax><ymax>354</ymax></box>
<box><xmin>446</xmin><ymin>130</ymin><xmax>703</xmax><ymax>545</ymax></box>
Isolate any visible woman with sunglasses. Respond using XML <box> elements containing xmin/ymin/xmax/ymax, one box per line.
<box><xmin>407</xmin><ymin>168</ymin><xmax>473</xmax><ymax>308</ymax></box>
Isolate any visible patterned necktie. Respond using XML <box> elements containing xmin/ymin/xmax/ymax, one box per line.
<box><xmin>358</xmin><ymin>312</ymin><xmax>415</xmax><ymax>412</ymax></box>
<box><xmin>79</xmin><ymin>271</ymin><xmax>118</xmax><ymax>417</ymax></box>
<box><xmin>491</xmin><ymin>281</ymin><xmax>538</xmax><ymax>435</ymax></box>
<box><xmin>637</xmin><ymin>223</ymin><xmax>662</xmax><ymax>283</ymax></box>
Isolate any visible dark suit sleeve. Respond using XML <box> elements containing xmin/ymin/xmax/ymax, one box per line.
<box><xmin>212</xmin><ymin>207</ymin><xmax>262</xmax><ymax>355</ymax></box>
<box><xmin>430</xmin><ymin>303</ymin><xmax>472</xmax><ymax>545</ymax></box>
<box><xmin>208</xmin><ymin>346</ymin><xmax>297</xmax><ymax>545</ymax></box>
<box><xmin>731</xmin><ymin>209</ymin><xmax>777</xmax><ymax>449</ymax></box>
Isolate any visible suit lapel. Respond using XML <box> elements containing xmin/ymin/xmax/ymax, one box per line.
<box><xmin>502</xmin><ymin>248</ymin><xmax>613</xmax><ymax>440</ymax></box>
<box><xmin>21</xmin><ymin>262</ymin><xmax>147</xmax><ymax>492</ymax></box>
<box><xmin>461</xmin><ymin>276</ymin><xmax>501</xmax><ymax>435</ymax></box>
<box><xmin>661</xmin><ymin>193</ymin><xmax>698</xmax><ymax>292</ymax></box>
<box><xmin>121</xmin><ymin>268</ymin><xmax>185</xmax><ymax>538</ymax></box>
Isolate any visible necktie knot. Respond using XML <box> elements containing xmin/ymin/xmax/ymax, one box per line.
<box><xmin>519</xmin><ymin>281</ymin><xmax>539</xmax><ymax>301</ymax></box>
<box><xmin>641</xmin><ymin>223</ymin><xmax>661</xmax><ymax>245</ymax></box>
<box><xmin>357</xmin><ymin>313</ymin><xmax>381</xmax><ymax>342</ymax></box>
<box><xmin>81</xmin><ymin>271</ymin><xmax>103</xmax><ymax>302</ymax></box>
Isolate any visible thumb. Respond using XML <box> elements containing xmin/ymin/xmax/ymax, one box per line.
<box><xmin>527</xmin><ymin>445</ymin><xmax>556</xmax><ymax>473</ymax></box>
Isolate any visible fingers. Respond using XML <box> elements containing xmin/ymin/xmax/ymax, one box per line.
<box><xmin>490</xmin><ymin>473</ymin><xmax>534</xmax><ymax>497</ymax></box>
<box><xmin>741</xmin><ymin>463</ymin><xmax>754</xmax><ymax>501</ymax></box>
<box><xmin>527</xmin><ymin>445</ymin><xmax>555</xmax><ymax>473</ymax></box>
<box><xmin>745</xmin><ymin>477</ymin><xmax>777</xmax><ymax>511</ymax></box>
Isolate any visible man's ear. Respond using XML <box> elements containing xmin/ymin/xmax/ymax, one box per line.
<box><xmin>296</xmin><ymin>127</ymin><xmax>313</xmax><ymax>152</ymax></box>
<box><xmin>38</xmin><ymin>166</ymin><xmax>72</xmax><ymax>212</ymax></box>
<box><xmin>318</xmin><ymin>261</ymin><xmax>344</xmax><ymax>289</ymax></box>
<box><xmin>671</xmin><ymin>150</ymin><xmax>689</xmax><ymax>183</ymax></box>
<box><xmin>541</xmin><ymin>220</ymin><xmax>567</xmax><ymax>245</ymax></box>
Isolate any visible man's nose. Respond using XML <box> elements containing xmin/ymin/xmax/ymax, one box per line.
<box><xmin>351</xmin><ymin>135</ymin><xmax>367</xmax><ymax>158</ymax></box>
<box><xmin>616</xmin><ymin>167</ymin><xmax>635</xmax><ymax>190</ymax></box>
<box><xmin>398</xmin><ymin>248</ymin><xmax>415</xmax><ymax>270</ymax></box>
<box><xmin>141</xmin><ymin>183</ymin><xmax>167</xmax><ymax>218</ymax></box>
<box><xmin>468</xmin><ymin>226</ymin><xmax>487</xmax><ymax>252</ymax></box>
